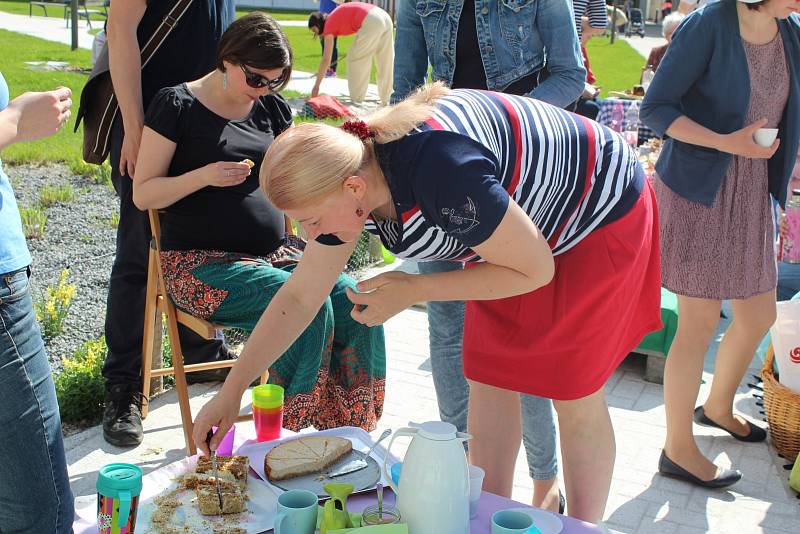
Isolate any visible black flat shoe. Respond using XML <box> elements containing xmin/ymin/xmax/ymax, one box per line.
<box><xmin>558</xmin><ymin>490</ymin><xmax>565</xmax><ymax>515</ymax></box>
<box><xmin>693</xmin><ymin>406</ymin><xmax>767</xmax><ymax>442</ymax></box>
<box><xmin>658</xmin><ymin>451</ymin><xmax>742</xmax><ymax>488</ymax></box>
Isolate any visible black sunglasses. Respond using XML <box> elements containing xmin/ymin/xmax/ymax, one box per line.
<box><xmin>240</xmin><ymin>64</ymin><xmax>286</xmax><ymax>90</ymax></box>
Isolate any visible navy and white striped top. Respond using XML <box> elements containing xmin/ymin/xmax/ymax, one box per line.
<box><xmin>573</xmin><ymin>0</ymin><xmax>608</xmax><ymax>39</ymax></box>
<box><xmin>321</xmin><ymin>89</ymin><xmax>643</xmax><ymax>262</ymax></box>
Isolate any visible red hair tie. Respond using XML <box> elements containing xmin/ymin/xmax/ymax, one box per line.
<box><xmin>340</xmin><ymin>119</ymin><xmax>375</xmax><ymax>141</ymax></box>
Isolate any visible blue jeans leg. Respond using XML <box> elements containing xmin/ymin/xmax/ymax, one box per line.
<box><xmin>417</xmin><ymin>261</ymin><xmax>558</xmax><ymax>480</ymax></box>
<box><xmin>521</xmin><ymin>394</ymin><xmax>558</xmax><ymax>480</ymax></box>
<box><xmin>0</xmin><ymin>268</ymin><xmax>74</xmax><ymax>533</ymax></box>
<box><xmin>777</xmin><ymin>261</ymin><xmax>800</xmax><ymax>301</ymax></box>
<box><xmin>418</xmin><ymin>261</ymin><xmax>469</xmax><ymax>433</ymax></box>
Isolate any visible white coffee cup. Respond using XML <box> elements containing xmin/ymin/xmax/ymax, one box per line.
<box><xmin>468</xmin><ymin>465</ymin><xmax>486</xmax><ymax>519</ymax></box>
<box><xmin>754</xmin><ymin>128</ymin><xmax>779</xmax><ymax>148</ymax></box>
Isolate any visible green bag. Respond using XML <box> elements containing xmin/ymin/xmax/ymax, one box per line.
<box><xmin>790</xmin><ymin>453</ymin><xmax>800</xmax><ymax>493</ymax></box>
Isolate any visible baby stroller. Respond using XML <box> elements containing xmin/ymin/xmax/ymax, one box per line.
<box><xmin>626</xmin><ymin>8</ymin><xmax>646</xmax><ymax>38</ymax></box>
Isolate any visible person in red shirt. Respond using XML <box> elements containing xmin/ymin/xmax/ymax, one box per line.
<box><xmin>661</xmin><ymin>0</ymin><xmax>674</xmax><ymax>19</ymax></box>
<box><xmin>308</xmin><ymin>2</ymin><xmax>394</xmax><ymax>106</ymax></box>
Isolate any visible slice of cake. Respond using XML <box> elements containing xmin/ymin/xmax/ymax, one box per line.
<box><xmin>196</xmin><ymin>487</ymin><xmax>246</xmax><ymax>515</ymax></box>
<box><xmin>182</xmin><ymin>472</ymin><xmax>239</xmax><ymax>492</ymax></box>
<box><xmin>265</xmin><ymin>436</ymin><xmax>352</xmax><ymax>481</ymax></box>
<box><xmin>191</xmin><ymin>455</ymin><xmax>250</xmax><ymax>516</ymax></box>
<box><xmin>196</xmin><ymin>455</ymin><xmax>249</xmax><ymax>489</ymax></box>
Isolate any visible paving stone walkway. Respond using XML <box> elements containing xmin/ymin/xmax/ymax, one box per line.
<box><xmin>65</xmin><ymin>288</ymin><xmax>799</xmax><ymax>533</ymax></box>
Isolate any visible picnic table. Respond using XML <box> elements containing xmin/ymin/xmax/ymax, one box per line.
<box><xmin>597</xmin><ymin>97</ymin><xmax>658</xmax><ymax>146</ymax></box>
<box><xmin>72</xmin><ymin>422</ymin><xmax>619</xmax><ymax>533</ymax></box>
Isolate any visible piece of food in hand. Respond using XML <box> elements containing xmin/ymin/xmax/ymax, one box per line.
<box><xmin>266</xmin><ymin>436</ymin><xmax>352</xmax><ymax>481</ymax></box>
<box><xmin>196</xmin><ymin>487</ymin><xmax>246</xmax><ymax>515</ymax></box>
<box><xmin>241</xmin><ymin>158</ymin><xmax>255</xmax><ymax>169</ymax></box>
<box><xmin>196</xmin><ymin>455</ymin><xmax>249</xmax><ymax>488</ymax></box>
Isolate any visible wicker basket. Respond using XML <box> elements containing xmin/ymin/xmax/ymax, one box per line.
<box><xmin>761</xmin><ymin>344</ymin><xmax>800</xmax><ymax>462</ymax></box>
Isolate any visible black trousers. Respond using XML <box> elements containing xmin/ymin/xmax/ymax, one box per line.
<box><xmin>102</xmin><ymin>118</ymin><xmax>224</xmax><ymax>388</ymax></box>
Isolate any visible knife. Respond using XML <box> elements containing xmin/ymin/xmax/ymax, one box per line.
<box><xmin>328</xmin><ymin>429</ymin><xmax>391</xmax><ymax>478</ymax></box>
<box><xmin>206</xmin><ymin>429</ymin><xmax>224</xmax><ymax>511</ymax></box>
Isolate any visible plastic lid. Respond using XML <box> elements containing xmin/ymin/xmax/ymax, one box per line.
<box><xmin>410</xmin><ymin>421</ymin><xmax>458</xmax><ymax>441</ymax></box>
<box><xmin>96</xmin><ymin>463</ymin><xmax>142</xmax><ymax>493</ymax></box>
<box><xmin>253</xmin><ymin>384</ymin><xmax>284</xmax><ymax>409</ymax></box>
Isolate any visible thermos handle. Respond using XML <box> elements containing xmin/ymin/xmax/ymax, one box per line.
<box><xmin>274</xmin><ymin>512</ymin><xmax>286</xmax><ymax>534</ymax></box>
<box><xmin>382</xmin><ymin>427</ymin><xmax>418</xmax><ymax>494</ymax></box>
<box><xmin>117</xmin><ymin>490</ymin><xmax>131</xmax><ymax>529</ymax></box>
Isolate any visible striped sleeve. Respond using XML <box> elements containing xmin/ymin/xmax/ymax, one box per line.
<box><xmin>573</xmin><ymin>0</ymin><xmax>608</xmax><ymax>37</ymax></box>
<box><xmin>587</xmin><ymin>0</ymin><xmax>608</xmax><ymax>29</ymax></box>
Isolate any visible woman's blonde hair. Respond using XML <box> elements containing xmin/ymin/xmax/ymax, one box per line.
<box><xmin>261</xmin><ymin>82</ymin><xmax>450</xmax><ymax>210</ymax></box>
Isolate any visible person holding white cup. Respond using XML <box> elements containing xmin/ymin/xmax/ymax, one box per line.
<box><xmin>754</xmin><ymin>127</ymin><xmax>780</xmax><ymax>148</ymax></box>
<box><xmin>640</xmin><ymin>0</ymin><xmax>800</xmax><ymax>488</ymax></box>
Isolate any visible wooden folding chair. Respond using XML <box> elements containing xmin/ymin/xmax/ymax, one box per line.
<box><xmin>141</xmin><ymin>209</ymin><xmax>267</xmax><ymax>455</ymax></box>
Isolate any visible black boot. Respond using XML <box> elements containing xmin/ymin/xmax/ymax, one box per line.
<box><xmin>103</xmin><ymin>383</ymin><xmax>145</xmax><ymax>447</ymax></box>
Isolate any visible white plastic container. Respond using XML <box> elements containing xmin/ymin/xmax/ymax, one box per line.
<box><xmin>770</xmin><ymin>300</ymin><xmax>800</xmax><ymax>394</ymax></box>
<box><xmin>383</xmin><ymin>422</ymin><xmax>471</xmax><ymax>534</ymax></box>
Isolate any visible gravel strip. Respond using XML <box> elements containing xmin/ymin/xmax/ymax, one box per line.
<box><xmin>7</xmin><ymin>162</ymin><xmax>386</xmax><ymax>373</ymax></box>
<box><xmin>8</xmin><ymin>162</ymin><xmax>118</xmax><ymax>372</ymax></box>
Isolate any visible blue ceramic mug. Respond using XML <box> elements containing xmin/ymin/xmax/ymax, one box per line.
<box><xmin>491</xmin><ymin>510</ymin><xmax>543</xmax><ymax>534</ymax></box>
<box><xmin>275</xmin><ymin>489</ymin><xmax>318</xmax><ymax>534</ymax></box>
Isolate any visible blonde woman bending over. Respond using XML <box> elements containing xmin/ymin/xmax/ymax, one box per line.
<box><xmin>193</xmin><ymin>84</ymin><xmax>661</xmax><ymax>523</ymax></box>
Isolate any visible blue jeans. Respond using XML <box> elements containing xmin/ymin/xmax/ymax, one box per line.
<box><xmin>0</xmin><ymin>268</ymin><xmax>74</xmax><ymax>533</ymax></box>
<box><xmin>778</xmin><ymin>261</ymin><xmax>800</xmax><ymax>301</ymax></box>
<box><xmin>417</xmin><ymin>261</ymin><xmax>558</xmax><ymax>481</ymax></box>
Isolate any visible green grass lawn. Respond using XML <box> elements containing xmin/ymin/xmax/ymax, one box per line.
<box><xmin>0</xmin><ymin>29</ymin><xmax>91</xmax><ymax>164</ymax></box>
<box><xmin>281</xmin><ymin>26</ymin><xmax>379</xmax><ymax>83</ymax></box>
<box><xmin>237</xmin><ymin>7</ymin><xmax>310</xmax><ymax>21</ymax></box>
<box><xmin>0</xmin><ymin>0</ymin><xmax>311</xmax><ymax>22</ymax></box>
<box><xmin>0</xmin><ymin>25</ymin><xmax>644</xmax><ymax>165</ymax></box>
<box><xmin>1</xmin><ymin>0</ymin><xmax>108</xmax><ymax>21</ymax></box>
<box><xmin>586</xmin><ymin>36</ymin><xmax>645</xmax><ymax>98</ymax></box>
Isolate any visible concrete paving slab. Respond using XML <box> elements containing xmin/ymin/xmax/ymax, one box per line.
<box><xmin>0</xmin><ymin>11</ymin><xmax>95</xmax><ymax>50</ymax></box>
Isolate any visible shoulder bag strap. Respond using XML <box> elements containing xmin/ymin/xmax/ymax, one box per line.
<box><xmin>140</xmin><ymin>0</ymin><xmax>197</xmax><ymax>68</ymax></box>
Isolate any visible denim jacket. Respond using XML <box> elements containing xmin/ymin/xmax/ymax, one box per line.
<box><xmin>392</xmin><ymin>0</ymin><xmax>585</xmax><ymax>107</ymax></box>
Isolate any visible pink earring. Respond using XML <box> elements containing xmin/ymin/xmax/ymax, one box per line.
<box><xmin>356</xmin><ymin>207</ymin><xmax>364</xmax><ymax>217</ymax></box>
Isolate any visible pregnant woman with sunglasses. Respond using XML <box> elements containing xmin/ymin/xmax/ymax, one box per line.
<box><xmin>132</xmin><ymin>13</ymin><xmax>387</xmax><ymax>432</ymax></box>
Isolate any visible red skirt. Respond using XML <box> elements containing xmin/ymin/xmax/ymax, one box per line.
<box><xmin>462</xmin><ymin>181</ymin><xmax>662</xmax><ymax>400</ymax></box>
